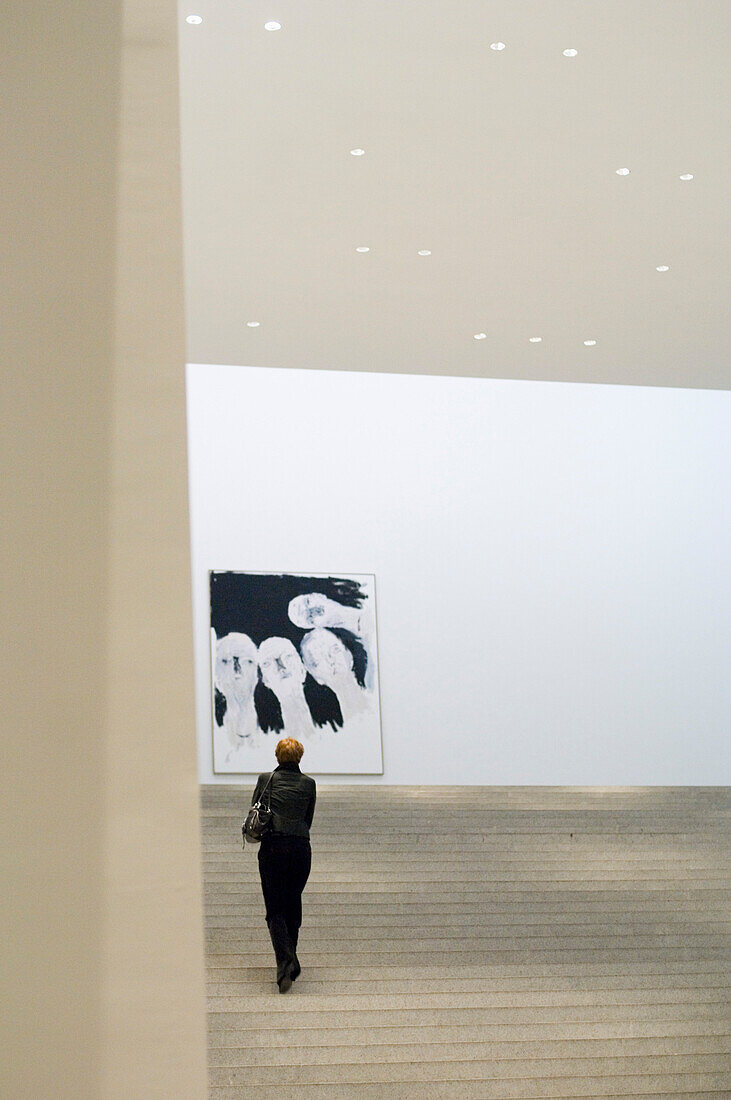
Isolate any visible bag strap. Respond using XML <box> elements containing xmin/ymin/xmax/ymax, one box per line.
<box><xmin>259</xmin><ymin>771</ymin><xmax>274</xmax><ymax>811</ymax></box>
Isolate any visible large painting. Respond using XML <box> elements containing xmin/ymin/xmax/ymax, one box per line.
<box><xmin>210</xmin><ymin>571</ymin><xmax>383</xmax><ymax>774</ymax></box>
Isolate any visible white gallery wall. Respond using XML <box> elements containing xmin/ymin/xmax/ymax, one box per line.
<box><xmin>187</xmin><ymin>363</ymin><xmax>731</xmax><ymax>786</ymax></box>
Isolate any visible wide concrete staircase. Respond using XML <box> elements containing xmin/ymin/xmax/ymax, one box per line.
<box><xmin>201</xmin><ymin>785</ymin><xmax>730</xmax><ymax>1098</ymax></box>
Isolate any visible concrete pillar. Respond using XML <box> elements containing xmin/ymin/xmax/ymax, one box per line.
<box><xmin>1</xmin><ymin>2</ymin><xmax>208</xmax><ymax>1096</ymax></box>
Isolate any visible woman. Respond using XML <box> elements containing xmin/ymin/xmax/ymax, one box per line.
<box><xmin>213</xmin><ymin>632</ymin><xmax>260</xmax><ymax>759</ymax></box>
<box><xmin>300</xmin><ymin>627</ymin><xmax>367</xmax><ymax>723</ymax></box>
<box><xmin>257</xmin><ymin>637</ymin><xmax>315</xmax><ymax>737</ymax></box>
<box><xmin>251</xmin><ymin>737</ymin><xmax>316</xmax><ymax>992</ymax></box>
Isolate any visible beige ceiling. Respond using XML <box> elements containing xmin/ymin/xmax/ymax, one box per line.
<box><xmin>179</xmin><ymin>0</ymin><xmax>730</xmax><ymax>389</ymax></box>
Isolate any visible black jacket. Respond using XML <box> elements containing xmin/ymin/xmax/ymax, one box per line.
<box><xmin>252</xmin><ymin>762</ymin><xmax>316</xmax><ymax>839</ymax></box>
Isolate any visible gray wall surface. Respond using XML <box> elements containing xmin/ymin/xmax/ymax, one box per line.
<box><xmin>188</xmin><ymin>364</ymin><xmax>731</xmax><ymax>785</ymax></box>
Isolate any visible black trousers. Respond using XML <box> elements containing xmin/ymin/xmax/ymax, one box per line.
<box><xmin>257</xmin><ymin>835</ymin><xmax>311</xmax><ymax>976</ymax></box>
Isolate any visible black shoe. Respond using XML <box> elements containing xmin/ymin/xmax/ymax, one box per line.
<box><xmin>277</xmin><ymin>963</ymin><xmax>293</xmax><ymax>994</ymax></box>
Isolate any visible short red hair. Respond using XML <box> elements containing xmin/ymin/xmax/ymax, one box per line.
<box><xmin>275</xmin><ymin>737</ymin><xmax>304</xmax><ymax>764</ymax></box>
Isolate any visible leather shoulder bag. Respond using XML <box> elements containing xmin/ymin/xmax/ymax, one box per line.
<box><xmin>242</xmin><ymin>772</ymin><xmax>274</xmax><ymax>846</ymax></box>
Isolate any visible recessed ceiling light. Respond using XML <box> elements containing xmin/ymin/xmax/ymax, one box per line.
<box><xmin>355</xmin><ymin>246</ymin><xmax>370</xmax><ymax>253</ymax></box>
<box><xmin>185</xmin><ymin>14</ymin><xmax>202</xmax><ymax>24</ymax></box>
<box><xmin>264</xmin><ymin>21</ymin><xmax>282</xmax><ymax>31</ymax></box>
<box><xmin>490</xmin><ymin>42</ymin><xmax>506</xmax><ymax>51</ymax></box>
<box><xmin>584</xmin><ymin>340</ymin><xmax>597</xmax><ymax>346</ymax></box>
<box><xmin>246</xmin><ymin>321</ymin><xmax>260</xmax><ymax>328</ymax></box>
<box><xmin>563</xmin><ymin>48</ymin><xmax>578</xmax><ymax>57</ymax></box>
<box><xmin>417</xmin><ymin>250</ymin><xmax>432</xmax><ymax>256</ymax></box>
<box><xmin>529</xmin><ymin>337</ymin><xmax>542</xmax><ymax>343</ymax></box>
<box><xmin>679</xmin><ymin>173</ymin><xmax>694</xmax><ymax>181</ymax></box>
<box><xmin>616</xmin><ymin>168</ymin><xmax>630</xmax><ymax>176</ymax></box>
<box><xmin>656</xmin><ymin>265</ymin><xmax>670</xmax><ymax>272</ymax></box>
<box><xmin>350</xmin><ymin>148</ymin><xmax>365</xmax><ymax>157</ymax></box>
<box><xmin>474</xmin><ymin>332</ymin><xmax>487</xmax><ymax>340</ymax></box>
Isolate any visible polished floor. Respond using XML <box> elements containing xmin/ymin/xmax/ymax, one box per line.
<box><xmin>201</xmin><ymin>785</ymin><xmax>730</xmax><ymax>1098</ymax></box>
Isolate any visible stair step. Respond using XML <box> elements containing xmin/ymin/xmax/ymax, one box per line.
<box><xmin>202</xmin><ymin>785</ymin><xmax>731</xmax><ymax>1097</ymax></box>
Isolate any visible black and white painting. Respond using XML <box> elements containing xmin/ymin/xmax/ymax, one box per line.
<box><xmin>210</xmin><ymin>571</ymin><xmax>383</xmax><ymax>774</ymax></box>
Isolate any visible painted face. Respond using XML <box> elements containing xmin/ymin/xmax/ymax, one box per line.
<box><xmin>215</xmin><ymin>633</ymin><xmax>258</xmax><ymax>698</ymax></box>
<box><xmin>300</xmin><ymin>628</ymin><xmax>353</xmax><ymax>687</ymax></box>
<box><xmin>288</xmin><ymin>593</ymin><xmax>330</xmax><ymax>629</ymax></box>
<box><xmin>258</xmin><ymin>637</ymin><xmax>306</xmax><ymax>692</ymax></box>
